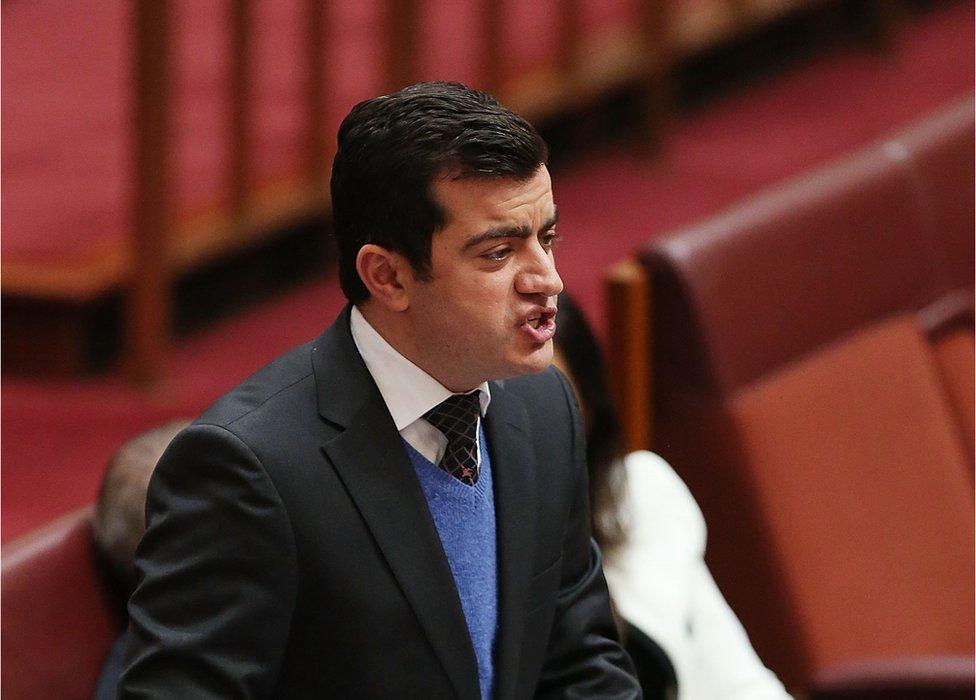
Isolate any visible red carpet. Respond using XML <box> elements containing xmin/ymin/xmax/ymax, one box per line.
<box><xmin>2</xmin><ymin>2</ymin><xmax>973</xmax><ymax>540</ymax></box>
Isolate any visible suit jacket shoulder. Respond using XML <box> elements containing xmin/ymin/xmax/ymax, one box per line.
<box><xmin>196</xmin><ymin>337</ymin><xmax>319</xmax><ymax>438</ymax></box>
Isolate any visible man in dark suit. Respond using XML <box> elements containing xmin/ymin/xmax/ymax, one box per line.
<box><xmin>121</xmin><ymin>82</ymin><xmax>641</xmax><ymax>698</ymax></box>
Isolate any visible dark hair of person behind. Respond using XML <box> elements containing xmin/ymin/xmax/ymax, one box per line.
<box><xmin>553</xmin><ymin>294</ymin><xmax>628</xmax><ymax>559</ymax></box>
<box><xmin>330</xmin><ymin>81</ymin><xmax>549</xmax><ymax>303</ymax></box>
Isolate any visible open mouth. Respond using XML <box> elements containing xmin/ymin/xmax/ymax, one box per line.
<box><xmin>526</xmin><ymin>309</ymin><xmax>554</xmax><ymax>328</ymax></box>
<box><xmin>523</xmin><ymin>307</ymin><xmax>557</xmax><ymax>335</ymax></box>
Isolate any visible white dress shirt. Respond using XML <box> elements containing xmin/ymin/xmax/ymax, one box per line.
<box><xmin>349</xmin><ymin>305</ymin><xmax>491</xmax><ymax>468</ymax></box>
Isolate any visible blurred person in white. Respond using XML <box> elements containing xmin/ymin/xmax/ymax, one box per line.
<box><xmin>91</xmin><ymin>419</ymin><xmax>191</xmax><ymax>700</ymax></box>
<box><xmin>551</xmin><ymin>293</ymin><xmax>791</xmax><ymax>700</ymax></box>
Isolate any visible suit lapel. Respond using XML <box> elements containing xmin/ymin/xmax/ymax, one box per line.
<box><xmin>485</xmin><ymin>381</ymin><xmax>538</xmax><ymax>700</ymax></box>
<box><xmin>313</xmin><ymin>308</ymin><xmax>480</xmax><ymax>700</ymax></box>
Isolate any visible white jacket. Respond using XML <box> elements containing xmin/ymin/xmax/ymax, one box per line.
<box><xmin>603</xmin><ymin>451</ymin><xmax>792</xmax><ymax>699</ymax></box>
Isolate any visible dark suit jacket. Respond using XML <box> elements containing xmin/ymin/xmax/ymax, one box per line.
<box><xmin>120</xmin><ymin>306</ymin><xmax>640</xmax><ymax>698</ymax></box>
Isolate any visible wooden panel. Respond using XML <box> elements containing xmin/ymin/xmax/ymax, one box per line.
<box><xmin>558</xmin><ymin>0</ymin><xmax>582</xmax><ymax>76</ymax></box>
<box><xmin>229</xmin><ymin>0</ymin><xmax>253</xmax><ymax>216</ymax></box>
<box><xmin>306</xmin><ymin>0</ymin><xmax>328</xmax><ymax>190</ymax></box>
<box><xmin>129</xmin><ymin>0</ymin><xmax>174</xmax><ymax>386</ymax></box>
<box><xmin>386</xmin><ymin>0</ymin><xmax>419</xmax><ymax>90</ymax></box>
<box><xmin>2</xmin><ymin>298</ymin><xmax>94</xmax><ymax>376</ymax></box>
<box><xmin>1</xmin><ymin>248</ymin><xmax>131</xmax><ymax>301</ymax></box>
<box><xmin>480</xmin><ymin>0</ymin><xmax>503</xmax><ymax>95</ymax></box>
<box><xmin>604</xmin><ymin>258</ymin><xmax>653</xmax><ymax>453</ymax></box>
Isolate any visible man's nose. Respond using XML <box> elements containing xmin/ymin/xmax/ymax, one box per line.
<box><xmin>515</xmin><ymin>246</ymin><xmax>563</xmax><ymax>298</ymax></box>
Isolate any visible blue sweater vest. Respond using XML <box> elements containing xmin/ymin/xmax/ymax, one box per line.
<box><xmin>403</xmin><ymin>427</ymin><xmax>498</xmax><ymax>700</ymax></box>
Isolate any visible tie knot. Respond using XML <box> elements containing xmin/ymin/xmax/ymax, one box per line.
<box><xmin>424</xmin><ymin>392</ymin><xmax>481</xmax><ymax>437</ymax></box>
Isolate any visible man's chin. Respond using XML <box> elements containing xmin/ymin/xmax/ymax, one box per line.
<box><xmin>508</xmin><ymin>344</ymin><xmax>554</xmax><ymax>377</ymax></box>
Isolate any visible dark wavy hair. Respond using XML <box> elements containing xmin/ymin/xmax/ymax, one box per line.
<box><xmin>330</xmin><ymin>82</ymin><xmax>549</xmax><ymax>303</ymax></box>
<box><xmin>553</xmin><ymin>293</ymin><xmax>628</xmax><ymax>559</ymax></box>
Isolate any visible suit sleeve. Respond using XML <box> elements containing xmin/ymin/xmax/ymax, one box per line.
<box><xmin>534</xmin><ymin>370</ymin><xmax>643</xmax><ymax>699</ymax></box>
<box><xmin>119</xmin><ymin>423</ymin><xmax>298</xmax><ymax>698</ymax></box>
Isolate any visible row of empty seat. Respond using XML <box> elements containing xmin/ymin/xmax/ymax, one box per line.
<box><xmin>607</xmin><ymin>95</ymin><xmax>974</xmax><ymax>694</ymax></box>
<box><xmin>2</xmin><ymin>0</ymin><xmax>896</xmax><ymax>382</ymax></box>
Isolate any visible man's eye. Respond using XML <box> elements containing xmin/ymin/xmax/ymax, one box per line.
<box><xmin>541</xmin><ymin>230</ymin><xmax>561</xmax><ymax>248</ymax></box>
<box><xmin>483</xmin><ymin>247</ymin><xmax>512</xmax><ymax>262</ymax></box>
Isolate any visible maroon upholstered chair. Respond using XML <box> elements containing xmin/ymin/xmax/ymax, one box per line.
<box><xmin>893</xmin><ymin>97</ymin><xmax>975</xmax><ymax>462</ymax></box>
<box><xmin>892</xmin><ymin>96</ymin><xmax>975</xmax><ymax>297</ymax></box>
<box><xmin>632</xmin><ymin>98</ymin><xmax>975</xmax><ymax>695</ymax></box>
<box><xmin>1</xmin><ymin>506</ymin><xmax>123</xmax><ymax>699</ymax></box>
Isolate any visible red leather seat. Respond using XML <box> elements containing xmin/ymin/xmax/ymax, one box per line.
<box><xmin>892</xmin><ymin>97</ymin><xmax>975</xmax><ymax>296</ymax></box>
<box><xmin>637</xmin><ymin>97</ymin><xmax>975</xmax><ymax>694</ymax></box>
<box><xmin>892</xmin><ymin>97</ymin><xmax>975</xmax><ymax>460</ymax></box>
<box><xmin>1</xmin><ymin>506</ymin><xmax>122</xmax><ymax>699</ymax></box>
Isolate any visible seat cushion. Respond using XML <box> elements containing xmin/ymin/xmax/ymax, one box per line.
<box><xmin>929</xmin><ymin>326</ymin><xmax>975</xmax><ymax>460</ymax></box>
<box><xmin>728</xmin><ymin>314</ymin><xmax>974</xmax><ymax>671</ymax></box>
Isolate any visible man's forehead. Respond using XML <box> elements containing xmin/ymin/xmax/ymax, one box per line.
<box><xmin>434</xmin><ymin>166</ymin><xmax>554</xmax><ymax>223</ymax></box>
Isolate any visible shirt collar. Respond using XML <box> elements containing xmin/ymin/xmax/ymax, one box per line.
<box><xmin>349</xmin><ymin>305</ymin><xmax>491</xmax><ymax>431</ymax></box>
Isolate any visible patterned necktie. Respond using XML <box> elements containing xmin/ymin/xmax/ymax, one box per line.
<box><xmin>424</xmin><ymin>392</ymin><xmax>482</xmax><ymax>485</ymax></box>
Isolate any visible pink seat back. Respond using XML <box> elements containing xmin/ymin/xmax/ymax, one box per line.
<box><xmin>1</xmin><ymin>507</ymin><xmax>122</xmax><ymax>699</ymax></box>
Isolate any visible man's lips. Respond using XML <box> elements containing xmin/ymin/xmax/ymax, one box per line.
<box><xmin>521</xmin><ymin>307</ymin><xmax>557</xmax><ymax>342</ymax></box>
<box><xmin>524</xmin><ymin>306</ymin><xmax>556</xmax><ymax>328</ymax></box>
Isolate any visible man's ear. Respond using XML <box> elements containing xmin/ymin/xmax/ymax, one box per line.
<box><xmin>356</xmin><ymin>244</ymin><xmax>411</xmax><ymax>312</ymax></box>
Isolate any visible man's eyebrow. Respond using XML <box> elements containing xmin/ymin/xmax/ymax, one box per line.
<box><xmin>461</xmin><ymin>208</ymin><xmax>559</xmax><ymax>253</ymax></box>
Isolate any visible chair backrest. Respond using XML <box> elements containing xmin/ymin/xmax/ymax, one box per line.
<box><xmin>894</xmin><ymin>97</ymin><xmax>975</xmax><ymax>454</ymax></box>
<box><xmin>642</xmin><ymin>96</ymin><xmax>974</xmax><ymax>399</ymax></box>
<box><xmin>645</xmin><ymin>140</ymin><xmax>935</xmax><ymax>398</ymax></box>
<box><xmin>635</xmin><ymin>97</ymin><xmax>975</xmax><ymax>690</ymax></box>
<box><xmin>725</xmin><ymin>313</ymin><xmax>973</xmax><ymax>676</ymax></box>
<box><xmin>1</xmin><ymin>506</ymin><xmax>123</xmax><ymax>699</ymax></box>
<box><xmin>892</xmin><ymin>97</ymin><xmax>975</xmax><ymax>295</ymax></box>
